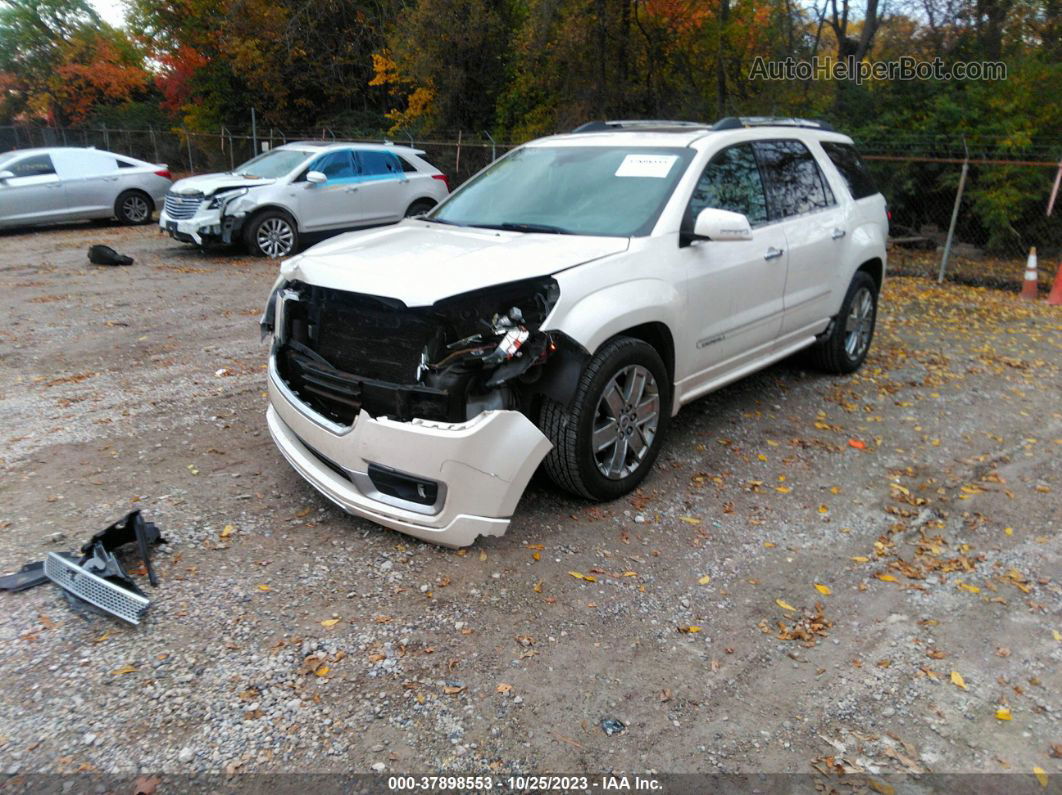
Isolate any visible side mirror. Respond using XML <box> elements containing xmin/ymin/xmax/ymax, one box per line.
<box><xmin>692</xmin><ymin>207</ymin><xmax>753</xmax><ymax>241</ymax></box>
<box><xmin>0</xmin><ymin>170</ymin><xmax>14</xmax><ymax>182</ymax></box>
<box><xmin>305</xmin><ymin>170</ymin><xmax>327</xmax><ymax>185</ymax></box>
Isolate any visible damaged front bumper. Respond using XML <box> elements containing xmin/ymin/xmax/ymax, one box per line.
<box><xmin>159</xmin><ymin>206</ymin><xmax>245</xmax><ymax>246</ymax></box>
<box><xmin>267</xmin><ymin>359</ymin><xmax>552</xmax><ymax>547</ymax></box>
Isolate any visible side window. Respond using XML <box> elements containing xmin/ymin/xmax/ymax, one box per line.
<box><xmin>753</xmin><ymin>140</ymin><xmax>835</xmax><ymax>218</ymax></box>
<box><xmin>688</xmin><ymin>143</ymin><xmax>769</xmax><ymax>226</ymax></box>
<box><xmin>358</xmin><ymin>150</ymin><xmax>402</xmax><ymax>177</ymax></box>
<box><xmin>310</xmin><ymin>150</ymin><xmax>356</xmax><ymax>180</ymax></box>
<box><xmin>8</xmin><ymin>154</ymin><xmax>56</xmax><ymax>177</ymax></box>
<box><xmin>821</xmin><ymin>142</ymin><xmax>878</xmax><ymax>200</ymax></box>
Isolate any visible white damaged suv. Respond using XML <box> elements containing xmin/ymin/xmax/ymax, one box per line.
<box><xmin>161</xmin><ymin>141</ymin><xmax>448</xmax><ymax>257</ymax></box>
<box><xmin>261</xmin><ymin>118</ymin><xmax>887</xmax><ymax>546</ymax></box>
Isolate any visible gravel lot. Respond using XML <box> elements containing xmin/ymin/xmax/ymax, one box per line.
<box><xmin>0</xmin><ymin>222</ymin><xmax>1059</xmax><ymax>786</ymax></box>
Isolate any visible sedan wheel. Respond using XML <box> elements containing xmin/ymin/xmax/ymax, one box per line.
<box><xmin>116</xmin><ymin>191</ymin><xmax>152</xmax><ymax>225</ymax></box>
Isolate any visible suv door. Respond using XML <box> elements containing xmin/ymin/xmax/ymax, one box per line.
<box><xmin>51</xmin><ymin>149</ymin><xmax>120</xmax><ymax>218</ymax></box>
<box><xmin>0</xmin><ymin>153</ymin><xmax>67</xmax><ymax>226</ymax></box>
<box><xmin>352</xmin><ymin>149</ymin><xmax>408</xmax><ymax>224</ymax></box>
<box><xmin>296</xmin><ymin>149</ymin><xmax>361</xmax><ymax>231</ymax></box>
<box><xmin>680</xmin><ymin>143</ymin><xmax>788</xmax><ymax>379</ymax></box>
<box><xmin>753</xmin><ymin>139</ymin><xmax>847</xmax><ymax>337</ymax></box>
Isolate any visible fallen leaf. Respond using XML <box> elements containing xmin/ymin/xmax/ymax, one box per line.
<box><xmin>876</xmin><ymin>574</ymin><xmax>898</xmax><ymax>583</ymax></box>
<box><xmin>677</xmin><ymin>625</ymin><xmax>701</xmax><ymax>633</ymax></box>
<box><xmin>679</xmin><ymin>515</ymin><xmax>702</xmax><ymax>525</ymax></box>
<box><xmin>950</xmin><ymin>671</ymin><xmax>967</xmax><ymax>690</ymax></box>
<box><xmin>775</xmin><ymin>599</ymin><xmax>796</xmax><ymax>611</ymax></box>
<box><xmin>1053</xmin><ymin>630</ymin><xmax>1061</xmax><ymax>642</ymax></box>
<box><xmin>220</xmin><ymin>524</ymin><xmax>235</xmax><ymax>539</ymax></box>
<box><xmin>851</xmin><ymin>556</ymin><xmax>869</xmax><ymax>563</ymax></box>
<box><xmin>294</xmin><ymin>507</ymin><xmax>312</xmax><ymax>518</ymax></box>
<box><xmin>996</xmin><ymin>707</ymin><xmax>1012</xmax><ymax>721</ymax></box>
<box><xmin>958</xmin><ymin>582</ymin><xmax>981</xmax><ymax>594</ymax></box>
<box><xmin>320</xmin><ymin>618</ymin><xmax>340</xmax><ymax>628</ymax></box>
<box><xmin>848</xmin><ymin>438</ymin><xmax>867</xmax><ymax>450</ymax></box>
<box><xmin>698</xmin><ymin>575</ymin><xmax>711</xmax><ymax>585</ymax></box>
<box><xmin>111</xmin><ymin>664</ymin><xmax>137</xmax><ymax>675</ymax></box>
<box><xmin>814</xmin><ymin>584</ymin><xmax>832</xmax><ymax>596</ymax></box>
<box><xmin>775</xmin><ymin>486</ymin><xmax>792</xmax><ymax>494</ymax></box>
<box><xmin>568</xmin><ymin>571</ymin><xmax>596</xmax><ymax>583</ymax></box>
<box><xmin>763</xmin><ymin>541</ymin><xmax>777</xmax><ymax>548</ymax></box>
<box><xmin>533</xmin><ymin>581</ymin><xmax>543</xmax><ymax>593</ymax></box>
<box><xmin>442</xmin><ymin>685</ymin><xmax>465</xmax><ymax>695</ymax></box>
<box><xmin>496</xmin><ymin>683</ymin><xmax>512</xmax><ymax>694</ymax></box>
<box><xmin>314</xmin><ymin>665</ymin><xmax>330</xmax><ymax>677</ymax></box>
<box><xmin>1033</xmin><ymin>767</ymin><xmax>1047</xmax><ymax>788</ymax></box>
<box><xmin>257</xmin><ymin>584</ymin><xmax>271</xmax><ymax>591</ymax></box>
<box><xmin>868</xmin><ymin>778</ymin><xmax>895</xmax><ymax>795</ymax></box>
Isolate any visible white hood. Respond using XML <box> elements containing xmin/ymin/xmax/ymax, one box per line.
<box><xmin>170</xmin><ymin>173</ymin><xmax>275</xmax><ymax>196</ymax></box>
<box><xmin>279</xmin><ymin>222</ymin><xmax>630</xmax><ymax>306</ymax></box>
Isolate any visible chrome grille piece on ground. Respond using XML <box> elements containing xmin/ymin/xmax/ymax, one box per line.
<box><xmin>44</xmin><ymin>553</ymin><xmax>150</xmax><ymax>625</ymax></box>
<box><xmin>162</xmin><ymin>193</ymin><xmax>203</xmax><ymax>220</ymax></box>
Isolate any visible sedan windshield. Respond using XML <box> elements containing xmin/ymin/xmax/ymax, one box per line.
<box><xmin>233</xmin><ymin>149</ymin><xmax>311</xmax><ymax>179</ymax></box>
<box><xmin>429</xmin><ymin>146</ymin><xmax>695</xmax><ymax>237</ymax></box>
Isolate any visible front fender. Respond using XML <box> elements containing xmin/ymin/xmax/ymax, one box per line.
<box><xmin>545</xmin><ymin>277</ymin><xmax>683</xmax><ymax>360</ymax></box>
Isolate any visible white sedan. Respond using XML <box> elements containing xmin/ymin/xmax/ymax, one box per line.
<box><xmin>0</xmin><ymin>147</ymin><xmax>172</xmax><ymax>228</ymax></box>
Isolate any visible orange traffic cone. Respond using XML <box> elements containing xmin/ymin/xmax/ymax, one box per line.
<box><xmin>1048</xmin><ymin>261</ymin><xmax>1062</xmax><ymax>306</ymax></box>
<box><xmin>1020</xmin><ymin>247</ymin><xmax>1039</xmax><ymax>300</ymax></box>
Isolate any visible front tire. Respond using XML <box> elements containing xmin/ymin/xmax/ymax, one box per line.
<box><xmin>540</xmin><ymin>337</ymin><xmax>670</xmax><ymax>500</ymax></box>
<box><xmin>115</xmin><ymin>190</ymin><xmax>152</xmax><ymax>225</ymax></box>
<box><xmin>245</xmin><ymin>210</ymin><xmax>298</xmax><ymax>258</ymax></box>
<box><xmin>810</xmin><ymin>271</ymin><xmax>878</xmax><ymax>373</ymax></box>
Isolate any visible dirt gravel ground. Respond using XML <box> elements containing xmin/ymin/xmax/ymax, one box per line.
<box><xmin>0</xmin><ymin>222</ymin><xmax>1059</xmax><ymax>787</ymax></box>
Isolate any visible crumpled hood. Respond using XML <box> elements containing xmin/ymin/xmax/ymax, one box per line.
<box><xmin>170</xmin><ymin>173</ymin><xmax>275</xmax><ymax>196</ymax></box>
<box><xmin>278</xmin><ymin>222</ymin><xmax>630</xmax><ymax>306</ymax></box>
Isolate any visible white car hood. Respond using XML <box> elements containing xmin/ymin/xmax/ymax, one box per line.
<box><xmin>170</xmin><ymin>173</ymin><xmax>275</xmax><ymax>196</ymax></box>
<box><xmin>279</xmin><ymin>222</ymin><xmax>630</xmax><ymax>306</ymax></box>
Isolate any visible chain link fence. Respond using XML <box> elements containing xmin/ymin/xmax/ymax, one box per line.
<box><xmin>3</xmin><ymin>123</ymin><xmax>1059</xmax><ymax>289</ymax></box>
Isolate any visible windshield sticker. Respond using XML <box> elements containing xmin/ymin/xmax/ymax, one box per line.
<box><xmin>614</xmin><ymin>154</ymin><xmax>678</xmax><ymax>178</ymax></box>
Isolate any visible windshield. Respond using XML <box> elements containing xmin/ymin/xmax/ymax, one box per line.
<box><xmin>233</xmin><ymin>149</ymin><xmax>311</xmax><ymax>179</ymax></box>
<box><xmin>429</xmin><ymin>145</ymin><xmax>695</xmax><ymax>237</ymax></box>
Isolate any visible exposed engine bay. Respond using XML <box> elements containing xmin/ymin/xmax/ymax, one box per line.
<box><xmin>263</xmin><ymin>277</ymin><xmax>588</xmax><ymax>426</ymax></box>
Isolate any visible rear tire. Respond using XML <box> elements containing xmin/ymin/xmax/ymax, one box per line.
<box><xmin>244</xmin><ymin>210</ymin><xmax>298</xmax><ymax>258</ymax></box>
<box><xmin>540</xmin><ymin>337</ymin><xmax>670</xmax><ymax>501</ymax></box>
<box><xmin>810</xmin><ymin>271</ymin><xmax>878</xmax><ymax>374</ymax></box>
<box><xmin>404</xmin><ymin>199</ymin><xmax>436</xmax><ymax>217</ymax></box>
<box><xmin>115</xmin><ymin>190</ymin><xmax>153</xmax><ymax>225</ymax></box>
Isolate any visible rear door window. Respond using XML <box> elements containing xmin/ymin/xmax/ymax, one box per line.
<box><xmin>8</xmin><ymin>154</ymin><xmax>56</xmax><ymax>177</ymax></box>
<box><xmin>753</xmin><ymin>140</ymin><xmax>835</xmax><ymax>218</ymax></box>
<box><xmin>821</xmin><ymin>142</ymin><xmax>879</xmax><ymax>200</ymax></box>
<box><xmin>688</xmin><ymin>143</ymin><xmax>769</xmax><ymax>227</ymax></box>
<box><xmin>357</xmin><ymin>150</ymin><xmax>402</xmax><ymax>178</ymax></box>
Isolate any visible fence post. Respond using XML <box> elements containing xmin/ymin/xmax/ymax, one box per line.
<box><xmin>251</xmin><ymin>108</ymin><xmax>258</xmax><ymax>156</ymax></box>
<box><xmin>150</xmin><ymin>127</ymin><xmax>160</xmax><ymax>164</ymax></box>
<box><xmin>184</xmin><ymin>128</ymin><xmax>194</xmax><ymax>173</ymax></box>
<box><xmin>102</xmin><ymin>123</ymin><xmax>110</xmax><ymax>151</ymax></box>
<box><xmin>60</xmin><ymin>127</ymin><xmax>67</xmax><ymax>146</ymax></box>
<box><xmin>455</xmin><ymin>130</ymin><xmax>462</xmax><ymax>176</ymax></box>
<box><xmin>1046</xmin><ymin>159</ymin><xmax>1062</xmax><ymax>217</ymax></box>
<box><xmin>483</xmin><ymin>130</ymin><xmax>497</xmax><ymax>162</ymax></box>
<box><xmin>12</xmin><ymin>125</ymin><xmax>18</xmax><ymax>148</ymax></box>
<box><xmin>938</xmin><ymin>155</ymin><xmax>969</xmax><ymax>284</ymax></box>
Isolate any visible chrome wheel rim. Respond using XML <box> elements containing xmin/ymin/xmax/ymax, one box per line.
<box><xmin>843</xmin><ymin>287</ymin><xmax>874</xmax><ymax>359</ymax></box>
<box><xmin>123</xmin><ymin>195</ymin><xmax>149</xmax><ymax>223</ymax></box>
<box><xmin>593</xmin><ymin>364</ymin><xmax>660</xmax><ymax>480</ymax></box>
<box><xmin>257</xmin><ymin>218</ymin><xmax>294</xmax><ymax>258</ymax></box>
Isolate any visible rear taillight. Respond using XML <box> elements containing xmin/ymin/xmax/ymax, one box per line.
<box><xmin>155</xmin><ymin>169</ymin><xmax>172</xmax><ymax>179</ymax></box>
<box><xmin>432</xmin><ymin>173</ymin><xmax>450</xmax><ymax>191</ymax></box>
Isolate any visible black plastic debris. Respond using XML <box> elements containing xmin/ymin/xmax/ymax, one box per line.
<box><xmin>0</xmin><ymin>552</ymin><xmax>77</xmax><ymax>591</ymax></box>
<box><xmin>88</xmin><ymin>244</ymin><xmax>134</xmax><ymax>266</ymax></box>
<box><xmin>600</xmin><ymin>718</ymin><xmax>626</xmax><ymax>736</ymax></box>
<box><xmin>1</xmin><ymin>510</ymin><xmax>166</xmax><ymax>625</ymax></box>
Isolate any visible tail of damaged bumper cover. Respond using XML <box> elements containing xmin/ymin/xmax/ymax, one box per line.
<box><xmin>44</xmin><ymin>553</ymin><xmax>151</xmax><ymax>625</ymax></box>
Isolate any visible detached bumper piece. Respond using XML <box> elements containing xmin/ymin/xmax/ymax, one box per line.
<box><xmin>38</xmin><ymin>510</ymin><xmax>167</xmax><ymax>625</ymax></box>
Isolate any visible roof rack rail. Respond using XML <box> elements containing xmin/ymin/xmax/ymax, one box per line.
<box><xmin>712</xmin><ymin>116</ymin><xmax>834</xmax><ymax>132</ymax></box>
<box><xmin>572</xmin><ymin>119</ymin><xmax>712</xmax><ymax>133</ymax></box>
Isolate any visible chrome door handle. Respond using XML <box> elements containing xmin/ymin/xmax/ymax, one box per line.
<box><xmin>764</xmin><ymin>247</ymin><xmax>784</xmax><ymax>261</ymax></box>
<box><xmin>831</xmin><ymin>228</ymin><xmax>846</xmax><ymax>239</ymax></box>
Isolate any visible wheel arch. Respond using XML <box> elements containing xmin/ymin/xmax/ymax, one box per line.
<box><xmin>857</xmin><ymin>257</ymin><xmax>884</xmax><ymax>293</ymax></box>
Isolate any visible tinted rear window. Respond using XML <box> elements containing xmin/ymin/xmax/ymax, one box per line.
<box><xmin>753</xmin><ymin>140</ymin><xmax>835</xmax><ymax>219</ymax></box>
<box><xmin>821</xmin><ymin>142</ymin><xmax>878</xmax><ymax>200</ymax></box>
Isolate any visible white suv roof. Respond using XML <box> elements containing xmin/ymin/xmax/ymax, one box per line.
<box><xmin>531</xmin><ymin>117</ymin><xmax>855</xmax><ymax>149</ymax></box>
<box><xmin>277</xmin><ymin>141</ymin><xmax>425</xmax><ymax>156</ymax></box>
